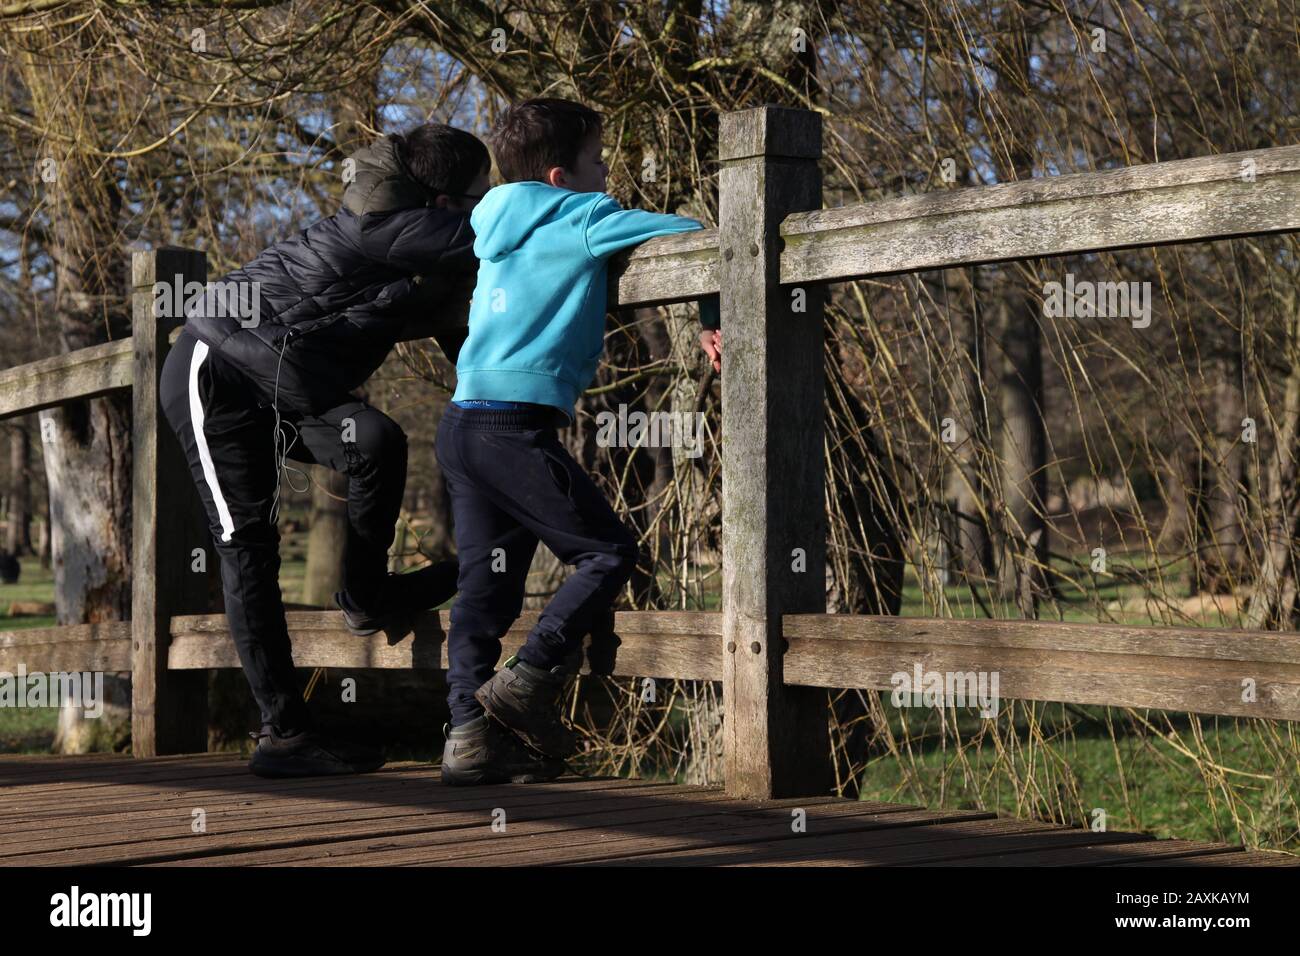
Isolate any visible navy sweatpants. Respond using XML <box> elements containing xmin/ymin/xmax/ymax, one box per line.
<box><xmin>435</xmin><ymin>403</ymin><xmax>638</xmax><ymax>727</ymax></box>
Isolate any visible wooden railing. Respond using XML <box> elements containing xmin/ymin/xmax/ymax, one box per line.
<box><xmin>3</xmin><ymin>107</ymin><xmax>1300</xmax><ymax>798</ymax></box>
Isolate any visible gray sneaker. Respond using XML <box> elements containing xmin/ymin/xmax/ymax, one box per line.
<box><xmin>440</xmin><ymin>715</ymin><xmax>566</xmax><ymax>786</ymax></box>
<box><xmin>473</xmin><ymin>655</ymin><xmax>580</xmax><ymax>759</ymax></box>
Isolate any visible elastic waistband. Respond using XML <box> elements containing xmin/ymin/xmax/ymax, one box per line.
<box><xmin>442</xmin><ymin>401</ymin><xmax>570</xmax><ymax>431</ymax></box>
<box><xmin>453</xmin><ymin>399</ymin><xmax>530</xmax><ymax>410</ymax></box>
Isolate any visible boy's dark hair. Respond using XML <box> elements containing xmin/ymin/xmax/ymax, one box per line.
<box><xmin>390</xmin><ymin>123</ymin><xmax>490</xmax><ymax>198</ymax></box>
<box><xmin>490</xmin><ymin>97</ymin><xmax>603</xmax><ymax>184</ymax></box>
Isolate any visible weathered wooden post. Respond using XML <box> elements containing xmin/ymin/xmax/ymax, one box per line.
<box><xmin>131</xmin><ymin>248</ymin><xmax>211</xmax><ymax>755</ymax></box>
<box><xmin>719</xmin><ymin>106</ymin><xmax>833</xmax><ymax>798</ymax></box>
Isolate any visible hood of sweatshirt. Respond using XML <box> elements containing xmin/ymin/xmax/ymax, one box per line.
<box><xmin>470</xmin><ymin>181</ymin><xmax>587</xmax><ymax>261</ymax></box>
<box><xmin>341</xmin><ymin>137</ymin><xmax>441</xmax><ymax>216</ymax></box>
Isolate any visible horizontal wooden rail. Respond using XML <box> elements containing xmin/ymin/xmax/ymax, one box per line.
<box><xmin>7</xmin><ymin>610</ymin><xmax>1300</xmax><ymax>721</ymax></box>
<box><xmin>167</xmin><ymin>609</ymin><xmax>1300</xmax><ymax>721</ymax></box>
<box><xmin>0</xmin><ymin>622</ymin><xmax>132</xmax><ymax>673</ymax></box>
<box><xmin>169</xmin><ymin>610</ymin><xmax>723</xmax><ymax>681</ymax></box>
<box><xmin>781</xmin><ymin>144</ymin><xmax>1300</xmax><ymax>284</ymax></box>
<box><xmin>609</xmin><ymin>227</ymin><xmax>719</xmax><ymax>307</ymax></box>
<box><xmin>784</xmin><ymin>614</ymin><xmax>1300</xmax><ymax>721</ymax></box>
<box><xmin>7</xmin><ymin>143</ymin><xmax>1300</xmax><ymax>424</ymax></box>
<box><xmin>0</xmin><ymin>339</ymin><xmax>134</xmax><ymax>421</ymax></box>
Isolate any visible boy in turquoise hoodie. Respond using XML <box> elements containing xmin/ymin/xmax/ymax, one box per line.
<box><xmin>437</xmin><ymin>98</ymin><xmax>719</xmax><ymax>785</ymax></box>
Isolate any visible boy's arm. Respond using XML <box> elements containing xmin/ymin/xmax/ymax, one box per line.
<box><xmin>358</xmin><ymin>207</ymin><xmax>477</xmax><ymax>276</ymax></box>
<box><xmin>587</xmin><ymin>197</ymin><xmax>721</xmax><ymax>363</ymax></box>
<box><xmin>584</xmin><ymin>196</ymin><xmax>703</xmax><ymax>261</ymax></box>
<box><xmin>359</xmin><ymin>207</ymin><xmax>476</xmax><ymax>357</ymax></box>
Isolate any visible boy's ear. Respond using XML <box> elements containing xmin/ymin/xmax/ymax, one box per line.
<box><xmin>433</xmin><ymin>194</ymin><xmax>451</xmax><ymax>208</ymax></box>
<box><xmin>545</xmin><ymin>167</ymin><xmax>567</xmax><ymax>189</ymax></box>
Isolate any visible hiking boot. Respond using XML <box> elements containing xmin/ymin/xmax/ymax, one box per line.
<box><xmin>439</xmin><ymin>715</ymin><xmax>566</xmax><ymax>786</ymax></box>
<box><xmin>334</xmin><ymin>559</ymin><xmax>459</xmax><ymax>636</ymax></box>
<box><xmin>473</xmin><ymin>654</ymin><xmax>580</xmax><ymax>759</ymax></box>
<box><xmin>247</xmin><ymin>725</ymin><xmax>385</xmax><ymax>778</ymax></box>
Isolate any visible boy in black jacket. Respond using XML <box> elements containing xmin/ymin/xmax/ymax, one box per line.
<box><xmin>159</xmin><ymin>124</ymin><xmax>490</xmax><ymax>778</ymax></box>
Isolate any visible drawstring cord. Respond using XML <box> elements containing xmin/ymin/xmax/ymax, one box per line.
<box><xmin>269</xmin><ymin>334</ymin><xmax>310</xmax><ymax>525</ymax></box>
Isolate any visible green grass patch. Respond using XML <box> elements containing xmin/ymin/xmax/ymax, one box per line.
<box><xmin>856</xmin><ymin>701</ymin><xmax>1298</xmax><ymax>850</ymax></box>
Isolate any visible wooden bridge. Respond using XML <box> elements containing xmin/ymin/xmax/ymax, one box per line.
<box><xmin>2</xmin><ymin>752</ymin><xmax>1294</xmax><ymax>866</ymax></box>
<box><xmin>3</xmin><ymin>106</ymin><xmax>1300</xmax><ymax>866</ymax></box>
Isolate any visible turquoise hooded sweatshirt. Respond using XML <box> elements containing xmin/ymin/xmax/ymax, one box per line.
<box><xmin>453</xmin><ymin>182</ymin><xmax>709</xmax><ymax>416</ymax></box>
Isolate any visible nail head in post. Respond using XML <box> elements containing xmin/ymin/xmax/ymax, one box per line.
<box><xmin>727</xmin><ymin>641</ymin><xmax>736</xmax><ymax>654</ymax></box>
<box><xmin>750</xmin><ymin>642</ymin><xmax>762</xmax><ymax>654</ymax></box>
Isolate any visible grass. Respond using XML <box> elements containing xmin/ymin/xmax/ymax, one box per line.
<box><xmin>853</xmin><ymin>701</ymin><xmax>1297</xmax><ymax>849</ymax></box>
<box><xmin>0</xmin><ymin>558</ymin><xmax>60</xmax><ymax>752</ymax></box>
<box><xmin>0</xmin><ymin>556</ymin><xmax>57</xmax><ymax>631</ymax></box>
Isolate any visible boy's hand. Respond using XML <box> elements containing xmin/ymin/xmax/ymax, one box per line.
<box><xmin>699</xmin><ymin>329</ymin><xmax>722</xmax><ymax>374</ymax></box>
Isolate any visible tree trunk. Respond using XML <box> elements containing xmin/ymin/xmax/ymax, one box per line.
<box><xmin>1156</xmin><ymin>449</ymin><xmax>1196</xmax><ymax>554</ymax></box>
<box><xmin>6</xmin><ymin>424</ymin><xmax>32</xmax><ymax>556</ymax></box>
<box><xmin>1246</xmin><ymin>289</ymin><xmax>1300</xmax><ymax>626</ymax></box>
<box><xmin>301</xmin><ymin>465</ymin><xmax>348</xmax><ymax>607</ymax></box>
<box><xmin>22</xmin><ymin>38</ymin><xmax>135</xmax><ymax>752</ymax></box>
<box><xmin>990</xmin><ymin>8</ymin><xmax>1049</xmax><ymax>618</ymax></box>
<box><xmin>943</xmin><ymin>267</ymin><xmax>994</xmax><ymax>587</ymax></box>
<box><xmin>42</xmin><ymin>398</ymin><xmax>134</xmax><ymax>753</ymax></box>
<box><xmin>37</xmin><ymin>512</ymin><xmax>51</xmax><ymax>570</ymax></box>
<box><xmin>995</xmin><ymin>280</ymin><xmax>1050</xmax><ymax>616</ymax></box>
<box><xmin>825</xmin><ymin>346</ymin><xmax>906</xmax><ymax>616</ymax></box>
<box><xmin>1196</xmin><ymin>357</ymin><xmax>1249</xmax><ymax>594</ymax></box>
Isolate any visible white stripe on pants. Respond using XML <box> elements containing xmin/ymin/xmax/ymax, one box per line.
<box><xmin>188</xmin><ymin>339</ymin><xmax>236</xmax><ymax>542</ymax></box>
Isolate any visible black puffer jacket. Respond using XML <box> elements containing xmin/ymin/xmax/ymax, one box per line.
<box><xmin>184</xmin><ymin>137</ymin><xmax>476</xmax><ymax>415</ymax></box>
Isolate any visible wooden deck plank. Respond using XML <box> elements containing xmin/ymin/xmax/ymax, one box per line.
<box><xmin>1114</xmin><ymin>850</ymin><xmax>1300</xmax><ymax>866</ymax></box>
<box><xmin>166</xmin><ymin>796</ymin><xmax>879</xmax><ymax>867</ymax></box>
<box><xmin>0</xmin><ymin>772</ymin><xmax>700</xmax><ymax>833</ymax></box>
<box><xmin>0</xmin><ymin>766</ymin><xmax>667</xmax><ymax>816</ymax></box>
<box><xmin>909</xmin><ymin>839</ymin><xmax>1243</xmax><ymax>866</ymax></box>
<box><xmin>0</xmin><ymin>754</ymin><xmax>1292</xmax><ymax>866</ymax></box>
<box><xmin>411</xmin><ymin>805</ymin><xmax>996</xmax><ymax>868</ymax></box>
<box><xmin>578</xmin><ymin>817</ymin><xmax>1144</xmax><ymax>867</ymax></box>
<box><xmin>733</xmin><ymin>829</ymin><xmax>1157</xmax><ymax>867</ymax></box>
<box><xmin>3</xmin><ymin>775</ymin><xmax>722</xmax><ymax>865</ymax></box>
<box><xmin>0</xmin><ymin>772</ymin><xmax>440</xmax><ymax>825</ymax></box>
<box><xmin>0</xmin><ymin>777</ymin><xmax>726</xmax><ymax>858</ymax></box>
<box><xmin>0</xmin><ymin>753</ymin><xmax>256</xmax><ymax>793</ymax></box>
<box><xmin>0</xmin><ymin>767</ymin><xmax>439</xmax><ymax>819</ymax></box>
<box><xmin>0</xmin><ymin>751</ymin><xmax>233</xmax><ymax>780</ymax></box>
<box><xmin>333</xmin><ymin>801</ymin><xmax>937</xmax><ymax>868</ymax></box>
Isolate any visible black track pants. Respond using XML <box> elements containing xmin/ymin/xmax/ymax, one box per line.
<box><xmin>159</xmin><ymin>329</ymin><xmax>408</xmax><ymax>732</ymax></box>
